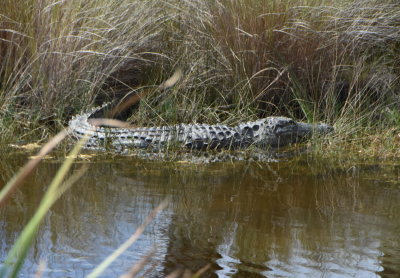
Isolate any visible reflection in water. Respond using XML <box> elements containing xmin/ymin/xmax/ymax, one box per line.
<box><xmin>0</xmin><ymin>154</ymin><xmax>399</xmax><ymax>277</ymax></box>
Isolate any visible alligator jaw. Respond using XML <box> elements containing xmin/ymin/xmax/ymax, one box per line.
<box><xmin>272</xmin><ymin>121</ymin><xmax>334</xmax><ymax>148</ymax></box>
<box><xmin>245</xmin><ymin>117</ymin><xmax>334</xmax><ymax>148</ymax></box>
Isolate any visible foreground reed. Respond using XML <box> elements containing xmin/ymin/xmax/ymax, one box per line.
<box><xmin>0</xmin><ymin>130</ymin><xmax>87</xmax><ymax>277</ymax></box>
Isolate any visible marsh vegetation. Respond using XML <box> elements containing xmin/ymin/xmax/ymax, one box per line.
<box><xmin>0</xmin><ymin>0</ymin><xmax>400</xmax><ymax>277</ymax></box>
<box><xmin>0</xmin><ymin>0</ymin><xmax>399</xmax><ymax>156</ymax></box>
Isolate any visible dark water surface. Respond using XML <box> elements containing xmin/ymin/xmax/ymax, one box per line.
<box><xmin>0</xmin><ymin>153</ymin><xmax>399</xmax><ymax>277</ymax></box>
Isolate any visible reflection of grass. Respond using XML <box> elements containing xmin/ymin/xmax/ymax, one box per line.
<box><xmin>87</xmin><ymin>201</ymin><xmax>169</xmax><ymax>278</ymax></box>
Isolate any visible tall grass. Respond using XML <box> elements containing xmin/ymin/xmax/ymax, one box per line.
<box><xmin>206</xmin><ymin>0</ymin><xmax>400</xmax><ymax>122</ymax></box>
<box><xmin>1</xmin><ymin>0</ymin><xmax>399</xmax><ymax>147</ymax></box>
<box><xmin>0</xmin><ymin>0</ymin><xmax>172</xmax><ymax>141</ymax></box>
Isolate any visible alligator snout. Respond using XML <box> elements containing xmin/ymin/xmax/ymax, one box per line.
<box><xmin>316</xmin><ymin>123</ymin><xmax>334</xmax><ymax>134</ymax></box>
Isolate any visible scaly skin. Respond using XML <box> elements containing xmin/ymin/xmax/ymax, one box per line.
<box><xmin>68</xmin><ymin>103</ymin><xmax>333</xmax><ymax>151</ymax></box>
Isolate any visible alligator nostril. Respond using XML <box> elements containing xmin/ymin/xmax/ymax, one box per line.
<box><xmin>274</xmin><ymin>124</ymin><xmax>284</xmax><ymax>132</ymax></box>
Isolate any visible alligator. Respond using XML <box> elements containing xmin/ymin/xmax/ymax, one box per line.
<box><xmin>68</xmin><ymin>103</ymin><xmax>334</xmax><ymax>152</ymax></box>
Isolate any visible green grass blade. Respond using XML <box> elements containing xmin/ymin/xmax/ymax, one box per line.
<box><xmin>0</xmin><ymin>134</ymin><xmax>89</xmax><ymax>278</ymax></box>
<box><xmin>0</xmin><ymin>130</ymin><xmax>69</xmax><ymax>206</ymax></box>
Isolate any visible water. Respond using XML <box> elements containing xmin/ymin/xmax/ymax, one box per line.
<box><xmin>0</xmin><ymin>153</ymin><xmax>399</xmax><ymax>277</ymax></box>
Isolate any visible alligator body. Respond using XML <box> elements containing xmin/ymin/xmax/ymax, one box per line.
<box><xmin>68</xmin><ymin>104</ymin><xmax>333</xmax><ymax>151</ymax></box>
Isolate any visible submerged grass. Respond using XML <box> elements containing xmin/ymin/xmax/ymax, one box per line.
<box><xmin>0</xmin><ymin>0</ymin><xmax>399</xmax><ymax>155</ymax></box>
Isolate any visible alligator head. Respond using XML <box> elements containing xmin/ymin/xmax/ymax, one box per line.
<box><xmin>238</xmin><ymin>117</ymin><xmax>334</xmax><ymax>148</ymax></box>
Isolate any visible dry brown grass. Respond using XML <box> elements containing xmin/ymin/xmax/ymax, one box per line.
<box><xmin>0</xmin><ymin>0</ymin><xmax>399</xmax><ymax>148</ymax></box>
<box><xmin>0</xmin><ymin>0</ymin><xmax>173</xmax><ymax>139</ymax></box>
<box><xmin>205</xmin><ymin>0</ymin><xmax>400</xmax><ymax>121</ymax></box>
